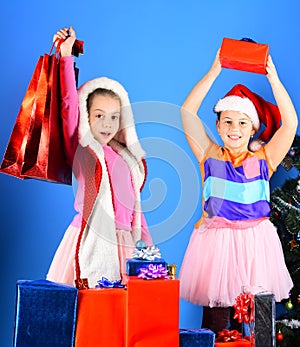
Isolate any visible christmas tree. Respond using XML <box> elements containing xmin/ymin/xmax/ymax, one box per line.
<box><xmin>270</xmin><ymin>134</ymin><xmax>300</xmax><ymax>346</ymax></box>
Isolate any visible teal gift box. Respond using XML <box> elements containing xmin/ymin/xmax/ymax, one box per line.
<box><xmin>179</xmin><ymin>328</ymin><xmax>215</xmax><ymax>347</ymax></box>
<box><xmin>13</xmin><ymin>279</ymin><xmax>78</xmax><ymax>347</ymax></box>
<box><xmin>126</xmin><ymin>258</ymin><xmax>167</xmax><ymax>276</ymax></box>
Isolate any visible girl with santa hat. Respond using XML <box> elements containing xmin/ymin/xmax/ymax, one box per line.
<box><xmin>179</xmin><ymin>48</ymin><xmax>297</xmax><ymax>332</ymax></box>
<box><xmin>46</xmin><ymin>27</ymin><xmax>152</xmax><ymax>289</ymax></box>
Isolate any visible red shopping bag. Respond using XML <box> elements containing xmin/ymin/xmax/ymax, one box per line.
<box><xmin>1</xmin><ymin>40</ymin><xmax>83</xmax><ymax>184</ymax></box>
<box><xmin>20</xmin><ymin>45</ymin><xmax>72</xmax><ymax>184</ymax></box>
<box><xmin>0</xmin><ymin>56</ymin><xmax>44</xmax><ymax>179</ymax></box>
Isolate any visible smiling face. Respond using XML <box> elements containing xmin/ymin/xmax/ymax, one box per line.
<box><xmin>88</xmin><ymin>94</ymin><xmax>121</xmax><ymax>145</ymax></box>
<box><xmin>217</xmin><ymin>110</ymin><xmax>256</xmax><ymax>154</ymax></box>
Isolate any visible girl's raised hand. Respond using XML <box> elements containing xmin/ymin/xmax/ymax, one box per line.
<box><xmin>53</xmin><ymin>26</ymin><xmax>76</xmax><ymax>57</ymax></box>
<box><xmin>266</xmin><ymin>55</ymin><xmax>280</xmax><ymax>84</ymax></box>
<box><xmin>209</xmin><ymin>48</ymin><xmax>222</xmax><ymax>77</ymax></box>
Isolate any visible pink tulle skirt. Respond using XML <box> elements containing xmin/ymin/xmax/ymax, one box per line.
<box><xmin>46</xmin><ymin>225</ymin><xmax>135</xmax><ymax>286</ymax></box>
<box><xmin>179</xmin><ymin>217</ymin><xmax>293</xmax><ymax>307</ymax></box>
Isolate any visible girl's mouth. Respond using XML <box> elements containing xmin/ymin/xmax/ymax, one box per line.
<box><xmin>101</xmin><ymin>132</ymin><xmax>111</xmax><ymax>138</ymax></box>
<box><xmin>228</xmin><ymin>135</ymin><xmax>241</xmax><ymax>140</ymax></box>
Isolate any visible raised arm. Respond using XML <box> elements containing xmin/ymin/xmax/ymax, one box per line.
<box><xmin>181</xmin><ymin>50</ymin><xmax>222</xmax><ymax>161</ymax></box>
<box><xmin>264</xmin><ymin>55</ymin><xmax>298</xmax><ymax>168</ymax></box>
<box><xmin>54</xmin><ymin>27</ymin><xmax>79</xmax><ymax>166</ymax></box>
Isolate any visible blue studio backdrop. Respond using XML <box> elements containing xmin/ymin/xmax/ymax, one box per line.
<box><xmin>1</xmin><ymin>1</ymin><xmax>299</xmax><ymax>345</ymax></box>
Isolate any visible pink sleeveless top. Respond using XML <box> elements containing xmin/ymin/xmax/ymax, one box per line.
<box><xmin>102</xmin><ymin>145</ymin><xmax>135</xmax><ymax>231</ymax></box>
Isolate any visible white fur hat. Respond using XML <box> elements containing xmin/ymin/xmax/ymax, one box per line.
<box><xmin>214</xmin><ymin>95</ymin><xmax>260</xmax><ymax>131</ymax></box>
<box><xmin>78</xmin><ymin>77</ymin><xmax>145</xmax><ymax>160</ymax></box>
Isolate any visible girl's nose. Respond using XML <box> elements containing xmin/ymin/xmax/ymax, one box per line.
<box><xmin>103</xmin><ymin>118</ymin><xmax>112</xmax><ymax>127</ymax></box>
<box><xmin>230</xmin><ymin>122</ymin><xmax>239</xmax><ymax>130</ymax></box>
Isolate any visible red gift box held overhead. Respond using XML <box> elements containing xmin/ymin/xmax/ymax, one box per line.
<box><xmin>219</xmin><ymin>37</ymin><xmax>269</xmax><ymax>74</ymax></box>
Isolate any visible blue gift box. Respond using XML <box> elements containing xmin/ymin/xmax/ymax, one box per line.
<box><xmin>179</xmin><ymin>328</ymin><xmax>215</xmax><ymax>347</ymax></box>
<box><xmin>126</xmin><ymin>258</ymin><xmax>167</xmax><ymax>276</ymax></box>
<box><xmin>13</xmin><ymin>279</ymin><xmax>78</xmax><ymax>347</ymax></box>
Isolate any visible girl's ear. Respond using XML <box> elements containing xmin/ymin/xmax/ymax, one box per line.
<box><xmin>216</xmin><ymin>119</ymin><xmax>220</xmax><ymax>132</ymax></box>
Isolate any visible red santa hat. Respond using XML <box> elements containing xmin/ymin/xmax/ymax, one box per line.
<box><xmin>214</xmin><ymin>84</ymin><xmax>281</xmax><ymax>151</ymax></box>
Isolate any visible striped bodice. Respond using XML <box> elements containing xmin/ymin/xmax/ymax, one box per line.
<box><xmin>199</xmin><ymin>144</ymin><xmax>272</xmax><ymax>221</ymax></box>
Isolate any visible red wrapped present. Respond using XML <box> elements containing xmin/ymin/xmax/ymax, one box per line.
<box><xmin>126</xmin><ymin>277</ymin><xmax>180</xmax><ymax>347</ymax></box>
<box><xmin>215</xmin><ymin>340</ymin><xmax>251</xmax><ymax>347</ymax></box>
<box><xmin>215</xmin><ymin>329</ymin><xmax>251</xmax><ymax>346</ymax></box>
<box><xmin>75</xmin><ymin>277</ymin><xmax>180</xmax><ymax>347</ymax></box>
<box><xmin>75</xmin><ymin>288</ymin><xmax>126</xmax><ymax>347</ymax></box>
<box><xmin>219</xmin><ymin>37</ymin><xmax>269</xmax><ymax>74</ymax></box>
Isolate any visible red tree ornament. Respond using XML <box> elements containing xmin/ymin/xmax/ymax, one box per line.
<box><xmin>276</xmin><ymin>331</ymin><xmax>284</xmax><ymax>342</ymax></box>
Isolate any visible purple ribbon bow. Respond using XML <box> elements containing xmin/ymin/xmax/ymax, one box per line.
<box><xmin>138</xmin><ymin>264</ymin><xmax>169</xmax><ymax>280</ymax></box>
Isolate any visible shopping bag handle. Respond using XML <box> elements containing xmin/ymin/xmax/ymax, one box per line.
<box><xmin>50</xmin><ymin>38</ymin><xmax>84</xmax><ymax>57</ymax></box>
<box><xmin>50</xmin><ymin>39</ymin><xmax>63</xmax><ymax>56</ymax></box>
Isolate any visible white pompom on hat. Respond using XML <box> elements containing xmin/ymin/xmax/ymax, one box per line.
<box><xmin>214</xmin><ymin>84</ymin><xmax>281</xmax><ymax>151</ymax></box>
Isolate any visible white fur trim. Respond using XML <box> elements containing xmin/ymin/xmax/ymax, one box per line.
<box><xmin>249</xmin><ymin>139</ymin><xmax>265</xmax><ymax>152</ymax></box>
<box><xmin>78</xmin><ymin>139</ymin><xmax>145</xmax><ymax>286</ymax></box>
<box><xmin>78</xmin><ymin>77</ymin><xmax>145</xmax><ymax>160</ymax></box>
<box><xmin>78</xmin><ymin>141</ymin><xmax>120</xmax><ymax>286</ymax></box>
<box><xmin>214</xmin><ymin>95</ymin><xmax>260</xmax><ymax>131</ymax></box>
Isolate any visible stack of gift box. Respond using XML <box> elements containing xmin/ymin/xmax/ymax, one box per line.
<box><xmin>13</xmin><ymin>242</ymin><xmax>182</xmax><ymax>347</ymax></box>
<box><xmin>215</xmin><ymin>291</ymin><xmax>276</xmax><ymax>347</ymax></box>
<box><xmin>12</xmin><ymin>241</ymin><xmax>275</xmax><ymax>347</ymax></box>
<box><xmin>75</xmin><ymin>243</ymin><xmax>180</xmax><ymax>347</ymax></box>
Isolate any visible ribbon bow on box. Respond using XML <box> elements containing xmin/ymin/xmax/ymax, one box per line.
<box><xmin>138</xmin><ymin>264</ymin><xmax>169</xmax><ymax>280</ymax></box>
<box><xmin>132</xmin><ymin>245</ymin><xmax>162</xmax><ymax>261</ymax></box>
<box><xmin>216</xmin><ymin>329</ymin><xmax>243</xmax><ymax>342</ymax></box>
<box><xmin>95</xmin><ymin>277</ymin><xmax>125</xmax><ymax>288</ymax></box>
<box><xmin>233</xmin><ymin>292</ymin><xmax>255</xmax><ymax>324</ymax></box>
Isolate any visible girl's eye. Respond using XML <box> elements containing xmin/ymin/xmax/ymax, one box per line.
<box><xmin>240</xmin><ymin>121</ymin><xmax>248</xmax><ymax>126</ymax></box>
<box><xmin>96</xmin><ymin>114</ymin><xmax>104</xmax><ymax>119</ymax></box>
<box><xmin>111</xmin><ymin>114</ymin><xmax>120</xmax><ymax>120</ymax></box>
<box><xmin>225</xmin><ymin>120</ymin><xmax>232</xmax><ymax>125</ymax></box>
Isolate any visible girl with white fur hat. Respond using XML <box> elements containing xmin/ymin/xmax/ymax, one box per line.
<box><xmin>47</xmin><ymin>27</ymin><xmax>152</xmax><ymax>289</ymax></box>
<box><xmin>179</xmin><ymin>48</ymin><xmax>297</xmax><ymax>333</ymax></box>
